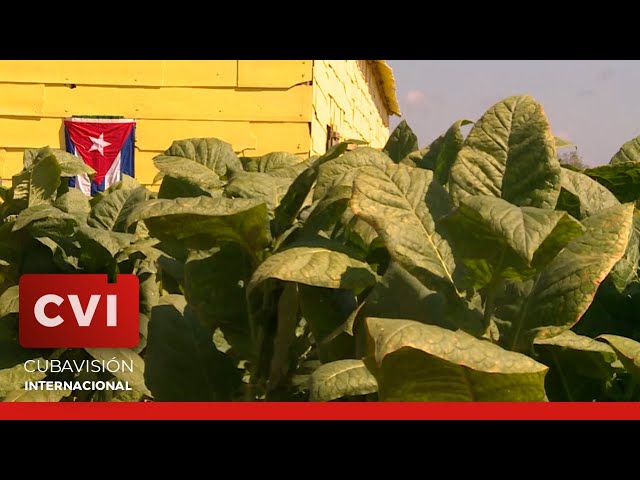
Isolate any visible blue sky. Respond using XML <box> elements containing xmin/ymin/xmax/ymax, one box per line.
<box><xmin>387</xmin><ymin>60</ymin><xmax>640</xmax><ymax>166</ymax></box>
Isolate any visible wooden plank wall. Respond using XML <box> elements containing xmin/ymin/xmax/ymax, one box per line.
<box><xmin>0</xmin><ymin>60</ymin><xmax>313</xmax><ymax>187</ymax></box>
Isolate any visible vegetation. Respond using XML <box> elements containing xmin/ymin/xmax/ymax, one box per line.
<box><xmin>0</xmin><ymin>94</ymin><xmax>639</xmax><ymax>402</ymax></box>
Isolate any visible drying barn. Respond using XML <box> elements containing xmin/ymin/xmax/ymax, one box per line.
<box><xmin>0</xmin><ymin>60</ymin><xmax>400</xmax><ymax>187</ymax></box>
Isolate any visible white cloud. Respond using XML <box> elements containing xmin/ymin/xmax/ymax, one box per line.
<box><xmin>405</xmin><ymin>89</ymin><xmax>426</xmax><ymax>106</ymax></box>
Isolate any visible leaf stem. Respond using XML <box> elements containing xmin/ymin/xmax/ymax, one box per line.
<box><xmin>483</xmin><ymin>248</ymin><xmax>505</xmax><ymax>334</ymax></box>
<box><xmin>553</xmin><ymin>352</ymin><xmax>574</xmax><ymax>401</ymax></box>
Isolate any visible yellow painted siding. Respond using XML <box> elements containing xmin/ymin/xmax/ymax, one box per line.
<box><xmin>237</xmin><ymin>61</ymin><xmax>312</xmax><ymax>88</ymax></box>
<box><xmin>0</xmin><ymin>60</ymin><xmax>392</xmax><ymax>185</ymax></box>
<box><xmin>0</xmin><ymin>60</ymin><xmax>313</xmax><ymax>186</ymax></box>
<box><xmin>310</xmin><ymin>60</ymin><xmax>391</xmax><ymax>156</ymax></box>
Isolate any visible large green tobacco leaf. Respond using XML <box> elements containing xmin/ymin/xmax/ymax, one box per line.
<box><xmin>446</xmin><ymin>195</ymin><xmax>584</xmax><ymax>267</ymax></box>
<box><xmin>598</xmin><ymin>335</ymin><xmax>640</xmax><ymax>381</ymax></box>
<box><xmin>298</xmin><ymin>285</ymin><xmax>356</xmax><ymax>362</ymax></box>
<box><xmin>271</xmin><ymin>142</ymin><xmax>351</xmax><ymax>239</ymax></box>
<box><xmin>534</xmin><ymin>331</ymin><xmax>620</xmax><ymax>401</ymax></box>
<box><xmin>155</xmin><ymin>138</ymin><xmax>242</xmax><ymax>181</ymax></box>
<box><xmin>29</xmin><ymin>156</ymin><xmax>61</xmax><ymax>206</ymax></box>
<box><xmin>309</xmin><ymin>359</ymin><xmax>378</xmax><ymax>401</ymax></box>
<box><xmin>350</xmin><ymin>162</ymin><xmax>458</xmax><ymax>291</ymax></box>
<box><xmin>0</xmin><ymin>361</ymin><xmax>46</xmax><ymax>397</ymax></box>
<box><xmin>248</xmin><ymin>247</ymin><xmax>377</xmax><ymax>294</ymax></box>
<box><xmin>512</xmin><ymin>203</ymin><xmax>635</xmax><ymax>348</ymax></box>
<box><xmin>88</xmin><ymin>187</ymin><xmax>150</xmax><ymax>232</ymax></box>
<box><xmin>85</xmin><ymin>348</ymin><xmax>151</xmax><ymax>396</ymax></box>
<box><xmin>225</xmin><ymin>171</ymin><xmax>292</xmax><ymax>212</ymax></box>
<box><xmin>610</xmin><ymin>223</ymin><xmax>639</xmax><ymax>293</ymax></box>
<box><xmin>54</xmin><ymin>189</ymin><xmax>92</xmax><ymax>224</ymax></box>
<box><xmin>156</xmin><ymin>175</ymin><xmax>219</xmax><ymax>200</ymax></box>
<box><xmin>337</xmin><ymin>262</ymin><xmax>448</xmax><ymax>339</ymax></box>
<box><xmin>314</xmin><ymin>147</ymin><xmax>394</xmax><ymax>201</ymax></box>
<box><xmin>12</xmin><ymin>204</ymin><xmax>77</xmax><ymax>233</ymax></box>
<box><xmin>144</xmin><ymin>295</ymin><xmax>242</xmax><ymax>401</ymax></box>
<box><xmin>126</xmin><ymin>196</ymin><xmax>271</xmax><ymax>256</ymax></box>
<box><xmin>153</xmin><ymin>156</ymin><xmax>224</xmax><ymax>192</ymax></box>
<box><xmin>449</xmin><ymin>95</ymin><xmax>561</xmax><ymax>209</ymax></box>
<box><xmin>0</xmin><ymin>286</ymin><xmax>19</xmax><ymax>320</ymax></box>
<box><xmin>365</xmin><ymin>317</ymin><xmax>548</xmax><ymax>401</ymax></box>
<box><xmin>183</xmin><ymin>245</ymin><xmax>253</xmax><ymax>361</ymax></box>
<box><xmin>267</xmin><ymin>283</ymin><xmax>300</xmax><ymax>388</ymax></box>
<box><xmin>24</xmin><ymin>147</ymin><xmax>94</xmax><ymax>177</ymax></box>
<box><xmin>421</xmin><ymin>119</ymin><xmax>472</xmax><ymax>183</ymax></box>
<box><xmin>400</xmin><ymin>146</ymin><xmax>430</xmax><ymax>168</ymax></box>
<box><xmin>383</xmin><ymin>120</ymin><xmax>419</xmax><ymax>162</ymax></box>
<box><xmin>242</xmin><ymin>152</ymin><xmax>310</xmax><ymax>178</ymax></box>
<box><xmin>584</xmin><ymin>162</ymin><xmax>640</xmax><ymax>203</ymax></box>
<box><xmin>610</xmin><ymin>135</ymin><xmax>640</xmax><ymax>164</ymax></box>
<box><xmin>3</xmin><ymin>389</ymin><xmax>71</xmax><ymax>402</ymax></box>
<box><xmin>0</xmin><ymin>315</ymin><xmax>49</xmax><ymax>369</ymax></box>
<box><xmin>557</xmin><ymin>167</ymin><xmax>620</xmax><ymax>219</ymax></box>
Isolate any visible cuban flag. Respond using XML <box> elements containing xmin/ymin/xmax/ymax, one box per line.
<box><xmin>64</xmin><ymin>118</ymin><xmax>136</xmax><ymax>196</ymax></box>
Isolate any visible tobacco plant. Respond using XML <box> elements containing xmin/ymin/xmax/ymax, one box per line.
<box><xmin>0</xmin><ymin>94</ymin><xmax>639</xmax><ymax>402</ymax></box>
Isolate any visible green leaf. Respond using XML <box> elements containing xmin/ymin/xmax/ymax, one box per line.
<box><xmin>54</xmin><ymin>188</ymin><xmax>92</xmax><ymax>224</ymax></box>
<box><xmin>446</xmin><ymin>195</ymin><xmax>584</xmax><ymax>266</ymax></box>
<box><xmin>144</xmin><ymin>295</ymin><xmax>242</xmax><ymax>401</ymax></box>
<box><xmin>248</xmin><ymin>247</ymin><xmax>377</xmax><ymax>294</ymax></box>
<box><xmin>314</xmin><ymin>147</ymin><xmax>394</xmax><ymax>201</ymax></box>
<box><xmin>534</xmin><ymin>331</ymin><xmax>620</xmax><ymax>401</ymax></box>
<box><xmin>153</xmin><ymin>155</ymin><xmax>224</xmax><ymax>192</ymax></box>
<box><xmin>242</xmin><ymin>152</ymin><xmax>310</xmax><ymax>178</ymax></box>
<box><xmin>350</xmin><ymin>162</ymin><xmax>458</xmax><ymax>291</ymax></box>
<box><xmin>383</xmin><ymin>120</ymin><xmax>419</xmax><ymax>162</ymax></box>
<box><xmin>0</xmin><ymin>286</ymin><xmax>19</xmax><ymax>319</ymax></box>
<box><xmin>365</xmin><ymin>317</ymin><xmax>548</xmax><ymax>401</ymax></box>
<box><xmin>88</xmin><ymin>186</ymin><xmax>151</xmax><ymax>232</ymax></box>
<box><xmin>0</xmin><ymin>361</ymin><xmax>46</xmax><ymax>397</ymax></box>
<box><xmin>76</xmin><ymin>226</ymin><xmax>136</xmax><ymax>258</ymax></box>
<box><xmin>29</xmin><ymin>155</ymin><xmax>61</xmax><ymax>206</ymax></box>
<box><xmin>126</xmin><ymin>196</ymin><xmax>271</xmax><ymax>256</ymax></box>
<box><xmin>268</xmin><ymin>283</ymin><xmax>300</xmax><ymax>390</ymax></box>
<box><xmin>271</xmin><ymin>142</ymin><xmax>351</xmax><ymax>239</ymax></box>
<box><xmin>597</xmin><ymin>335</ymin><xmax>640</xmax><ymax>381</ymax></box>
<box><xmin>558</xmin><ymin>167</ymin><xmax>620</xmax><ymax>219</ymax></box>
<box><xmin>512</xmin><ymin>203</ymin><xmax>636</xmax><ymax>348</ymax></box>
<box><xmin>157</xmin><ymin>175</ymin><xmax>216</xmax><ymax>200</ymax></box>
<box><xmin>157</xmin><ymin>138</ymin><xmax>242</xmax><ymax>181</ymax></box>
<box><xmin>183</xmin><ymin>245</ymin><xmax>253</xmax><ymax>361</ymax></box>
<box><xmin>610</xmin><ymin>135</ymin><xmax>640</xmax><ymax>164</ymax></box>
<box><xmin>450</xmin><ymin>95</ymin><xmax>561</xmax><ymax>209</ymax></box>
<box><xmin>85</xmin><ymin>348</ymin><xmax>151</xmax><ymax>396</ymax></box>
<box><xmin>25</xmin><ymin>147</ymin><xmax>94</xmax><ymax>177</ymax></box>
<box><xmin>12</xmin><ymin>204</ymin><xmax>78</xmax><ymax>233</ymax></box>
<box><xmin>422</xmin><ymin>119</ymin><xmax>472</xmax><ymax>183</ymax></box>
<box><xmin>584</xmin><ymin>162</ymin><xmax>640</xmax><ymax>203</ymax></box>
<box><xmin>3</xmin><ymin>388</ymin><xmax>71</xmax><ymax>402</ymax></box>
<box><xmin>0</xmin><ymin>315</ymin><xmax>49</xmax><ymax>369</ymax></box>
<box><xmin>343</xmin><ymin>263</ymin><xmax>448</xmax><ymax>339</ymax></box>
<box><xmin>399</xmin><ymin>146</ymin><xmax>430</xmax><ymax>168</ymax></box>
<box><xmin>298</xmin><ymin>285</ymin><xmax>357</xmax><ymax>362</ymax></box>
<box><xmin>610</xmin><ymin>225</ymin><xmax>639</xmax><ymax>293</ymax></box>
<box><xmin>225</xmin><ymin>171</ymin><xmax>292</xmax><ymax>212</ymax></box>
<box><xmin>554</xmin><ymin>137</ymin><xmax>575</xmax><ymax>148</ymax></box>
<box><xmin>51</xmin><ymin>149</ymin><xmax>95</xmax><ymax>177</ymax></box>
<box><xmin>309</xmin><ymin>359</ymin><xmax>378</xmax><ymax>401</ymax></box>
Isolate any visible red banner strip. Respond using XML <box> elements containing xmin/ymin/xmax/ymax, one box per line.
<box><xmin>0</xmin><ymin>402</ymin><xmax>638</xmax><ymax>420</ymax></box>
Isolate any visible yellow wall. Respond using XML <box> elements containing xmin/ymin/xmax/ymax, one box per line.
<box><xmin>0</xmin><ymin>60</ymin><xmax>313</xmax><ymax>186</ymax></box>
<box><xmin>310</xmin><ymin>60</ymin><xmax>391</xmax><ymax>156</ymax></box>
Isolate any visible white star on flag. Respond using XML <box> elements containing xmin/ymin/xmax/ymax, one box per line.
<box><xmin>88</xmin><ymin>133</ymin><xmax>111</xmax><ymax>155</ymax></box>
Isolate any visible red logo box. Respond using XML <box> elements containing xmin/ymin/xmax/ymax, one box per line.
<box><xmin>19</xmin><ymin>274</ymin><xmax>139</xmax><ymax>348</ymax></box>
